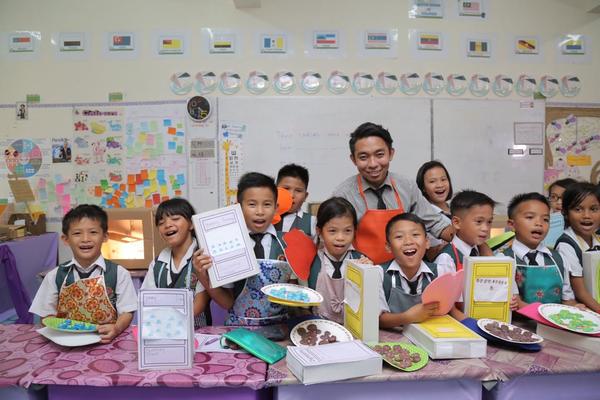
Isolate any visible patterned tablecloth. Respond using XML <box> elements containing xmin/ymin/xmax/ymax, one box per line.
<box><xmin>0</xmin><ymin>324</ymin><xmax>267</xmax><ymax>390</ymax></box>
<box><xmin>266</xmin><ymin>329</ymin><xmax>496</xmax><ymax>387</ymax></box>
<box><xmin>266</xmin><ymin>327</ymin><xmax>600</xmax><ymax>387</ymax></box>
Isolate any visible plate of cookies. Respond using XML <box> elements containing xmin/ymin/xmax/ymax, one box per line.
<box><xmin>290</xmin><ymin>319</ymin><xmax>353</xmax><ymax>347</ymax></box>
<box><xmin>477</xmin><ymin>319</ymin><xmax>543</xmax><ymax>344</ymax></box>
<box><xmin>369</xmin><ymin>342</ymin><xmax>429</xmax><ymax>372</ymax></box>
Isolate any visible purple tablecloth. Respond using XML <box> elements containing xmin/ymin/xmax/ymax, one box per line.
<box><xmin>0</xmin><ymin>233</ymin><xmax>58</xmax><ymax>323</ymax></box>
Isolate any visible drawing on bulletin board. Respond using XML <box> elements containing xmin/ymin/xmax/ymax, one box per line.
<box><xmin>219</xmin><ymin>122</ymin><xmax>245</xmax><ymax>205</ymax></box>
<box><xmin>4</xmin><ymin>139</ymin><xmax>44</xmax><ymax>178</ymax></box>
<box><xmin>545</xmin><ymin>109</ymin><xmax>600</xmax><ymax>187</ymax></box>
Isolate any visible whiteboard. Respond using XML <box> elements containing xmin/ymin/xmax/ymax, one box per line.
<box><xmin>217</xmin><ymin>97</ymin><xmax>432</xmax><ymax>205</ymax></box>
<box><xmin>433</xmin><ymin>99</ymin><xmax>545</xmax><ymax>214</ymax></box>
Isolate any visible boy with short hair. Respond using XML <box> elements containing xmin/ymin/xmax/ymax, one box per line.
<box><xmin>275</xmin><ymin>163</ymin><xmax>317</xmax><ymax>240</ymax></box>
<box><xmin>224</xmin><ymin>172</ymin><xmax>298</xmax><ymax>326</ymax></box>
<box><xmin>435</xmin><ymin>190</ymin><xmax>497</xmax><ymax>273</ymax></box>
<box><xmin>29</xmin><ymin>204</ymin><xmax>137</xmax><ymax>343</ymax></box>
<box><xmin>503</xmin><ymin>192</ymin><xmax>580</xmax><ymax>307</ymax></box>
<box><xmin>435</xmin><ymin>190</ymin><xmax>520</xmax><ymax>308</ymax></box>
<box><xmin>379</xmin><ymin>213</ymin><xmax>464</xmax><ymax>328</ymax></box>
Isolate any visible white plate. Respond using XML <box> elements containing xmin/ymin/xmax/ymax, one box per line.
<box><xmin>261</xmin><ymin>283</ymin><xmax>323</xmax><ymax>305</ymax></box>
<box><xmin>37</xmin><ymin>327</ymin><xmax>101</xmax><ymax>347</ymax></box>
<box><xmin>539</xmin><ymin>303</ymin><xmax>600</xmax><ymax>335</ymax></box>
<box><xmin>290</xmin><ymin>319</ymin><xmax>353</xmax><ymax>347</ymax></box>
<box><xmin>477</xmin><ymin>318</ymin><xmax>543</xmax><ymax>344</ymax></box>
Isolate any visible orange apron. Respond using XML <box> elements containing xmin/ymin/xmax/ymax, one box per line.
<box><xmin>451</xmin><ymin>244</ymin><xmax>464</xmax><ymax>271</ymax></box>
<box><xmin>353</xmin><ymin>176</ymin><xmax>405</xmax><ymax>264</ymax></box>
<box><xmin>56</xmin><ymin>272</ymin><xmax>117</xmax><ymax>325</ymax></box>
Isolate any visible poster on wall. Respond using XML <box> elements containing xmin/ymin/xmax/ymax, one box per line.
<box><xmin>545</xmin><ymin>115</ymin><xmax>600</xmax><ymax>187</ymax></box>
<box><xmin>218</xmin><ymin>121</ymin><xmax>245</xmax><ymax>206</ymax></box>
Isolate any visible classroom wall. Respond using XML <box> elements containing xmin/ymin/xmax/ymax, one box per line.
<box><xmin>1</xmin><ymin>0</ymin><xmax>599</xmax><ymax>107</ymax></box>
<box><xmin>1</xmin><ymin>0</ymin><xmax>599</xmax><ymax>261</ymax></box>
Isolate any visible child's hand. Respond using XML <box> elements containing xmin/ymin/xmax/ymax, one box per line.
<box><xmin>192</xmin><ymin>248</ymin><xmax>213</xmax><ymax>288</ymax></box>
<box><xmin>97</xmin><ymin>323</ymin><xmax>120</xmax><ymax>343</ymax></box>
<box><xmin>509</xmin><ymin>294</ymin><xmax>520</xmax><ymax>311</ymax></box>
<box><xmin>574</xmin><ymin>303</ymin><xmax>588</xmax><ymax>311</ymax></box>
<box><xmin>357</xmin><ymin>256</ymin><xmax>373</xmax><ymax>265</ymax></box>
<box><xmin>406</xmin><ymin>302</ymin><xmax>439</xmax><ymax>324</ymax></box>
<box><xmin>477</xmin><ymin>243</ymin><xmax>493</xmax><ymax>256</ymax></box>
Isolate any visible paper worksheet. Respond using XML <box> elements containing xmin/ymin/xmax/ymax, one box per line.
<box><xmin>192</xmin><ymin>203</ymin><xmax>260</xmax><ymax>288</ymax></box>
<box><xmin>138</xmin><ymin>289</ymin><xmax>194</xmax><ymax>371</ymax></box>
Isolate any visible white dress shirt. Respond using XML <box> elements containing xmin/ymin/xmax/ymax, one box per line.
<box><xmin>556</xmin><ymin>227</ymin><xmax>600</xmax><ymax>277</ymax></box>
<box><xmin>379</xmin><ymin>260</ymin><xmax>436</xmax><ymax>313</ymax></box>
<box><xmin>280</xmin><ymin>210</ymin><xmax>318</xmax><ymax>241</ymax></box>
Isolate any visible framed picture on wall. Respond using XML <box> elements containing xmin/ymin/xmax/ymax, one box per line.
<box><xmin>417</xmin><ymin>32</ymin><xmax>443</xmax><ymax>51</ymax></box>
<box><xmin>8</xmin><ymin>32</ymin><xmax>35</xmax><ymax>52</ymax></box>
<box><xmin>260</xmin><ymin>33</ymin><xmax>287</xmax><ymax>53</ymax></box>
<box><xmin>158</xmin><ymin>35</ymin><xmax>184</xmax><ymax>55</ymax></box>
<box><xmin>59</xmin><ymin>32</ymin><xmax>85</xmax><ymax>52</ymax></box>
<box><xmin>109</xmin><ymin>32</ymin><xmax>135</xmax><ymax>51</ymax></box>
<box><xmin>514</xmin><ymin>36</ymin><xmax>539</xmax><ymax>54</ymax></box>
<box><xmin>209</xmin><ymin>32</ymin><xmax>236</xmax><ymax>54</ymax></box>
<box><xmin>467</xmin><ymin>38</ymin><xmax>490</xmax><ymax>57</ymax></box>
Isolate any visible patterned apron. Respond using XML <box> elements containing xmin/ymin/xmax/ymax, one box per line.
<box><xmin>353</xmin><ymin>176</ymin><xmax>405</xmax><ymax>265</ymax></box>
<box><xmin>56</xmin><ymin>269</ymin><xmax>117</xmax><ymax>324</ymax></box>
<box><xmin>514</xmin><ymin>253</ymin><xmax>562</xmax><ymax>304</ymax></box>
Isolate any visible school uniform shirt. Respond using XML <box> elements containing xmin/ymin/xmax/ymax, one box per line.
<box><xmin>435</xmin><ymin>236</ymin><xmax>478</xmax><ymax>275</ymax></box>
<box><xmin>428</xmin><ymin>204</ymin><xmax>451</xmax><ymax>247</ymax></box>
<box><xmin>250</xmin><ymin>224</ymin><xmax>298</xmax><ymax>280</ymax></box>
<box><xmin>333</xmin><ymin>172</ymin><xmax>449</xmax><ymax>239</ymax></box>
<box><xmin>556</xmin><ymin>227</ymin><xmax>600</xmax><ymax>278</ymax></box>
<box><xmin>141</xmin><ymin>238</ymin><xmax>234</xmax><ymax>291</ymax></box>
<box><xmin>29</xmin><ymin>255</ymin><xmax>138</xmax><ymax>318</ymax></box>
<box><xmin>280</xmin><ymin>210</ymin><xmax>318</xmax><ymax>241</ymax></box>
<box><xmin>317</xmin><ymin>246</ymin><xmax>356</xmax><ymax>278</ymax></box>
<box><xmin>509</xmin><ymin>239</ymin><xmax>574</xmax><ymax>301</ymax></box>
<box><xmin>379</xmin><ymin>260</ymin><xmax>435</xmax><ymax>313</ymax></box>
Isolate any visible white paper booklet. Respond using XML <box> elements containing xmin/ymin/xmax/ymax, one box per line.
<box><xmin>192</xmin><ymin>203</ymin><xmax>260</xmax><ymax>288</ymax></box>
<box><xmin>138</xmin><ymin>289</ymin><xmax>194</xmax><ymax>370</ymax></box>
<box><xmin>286</xmin><ymin>340</ymin><xmax>382</xmax><ymax>385</ymax></box>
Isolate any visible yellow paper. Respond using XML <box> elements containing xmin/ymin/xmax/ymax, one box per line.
<box><xmin>344</xmin><ymin>263</ymin><xmax>363</xmax><ymax>339</ymax></box>
<box><xmin>148</xmin><ymin>169</ymin><xmax>157</xmax><ymax>180</ymax></box>
<box><xmin>468</xmin><ymin>261</ymin><xmax>513</xmax><ymax>322</ymax></box>
<box><xmin>567</xmin><ymin>154</ymin><xmax>592</xmax><ymax>166</ymax></box>
<box><xmin>419</xmin><ymin>315</ymin><xmax>479</xmax><ymax>339</ymax></box>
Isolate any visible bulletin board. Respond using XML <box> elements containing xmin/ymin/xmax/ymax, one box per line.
<box><xmin>544</xmin><ymin>106</ymin><xmax>600</xmax><ymax>187</ymax></box>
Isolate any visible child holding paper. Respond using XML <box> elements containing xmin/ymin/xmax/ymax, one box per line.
<box><xmin>555</xmin><ymin>183</ymin><xmax>600</xmax><ymax>312</ymax></box>
<box><xmin>275</xmin><ymin>164</ymin><xmax>317</xmax><ymax>241</ymax></box>
<box><xmin>143</xmin><ymin>198</ymin><xmax>230</xmax><ymax>327</ymax></box>
<box><xmin>379</xmin><ymin>213</ymin><xmax>464</xmax><ymax>328</ymax></box>
<box><xmin>217</xmin><ymin>172</ymin><xmax>298</xmax><ymax>326</ymax></box>
<box><xmin>306</xmin><ymin>197</ymin><xmax>372</xmax><ymax>324</ymax></box>
<box><xmin>30</xmin><ymin>205</ymin><xmax>136</xmax><ymax>343</ymax></box>
<box><xmin>503</xmin><ymin>193</ymin><xmax>580</xmax><ymax>308</ymax></box>
<box><xmin>434</xmin><ymin>190</ymin><xmax>520</xmax><ymax>310</ymax></box>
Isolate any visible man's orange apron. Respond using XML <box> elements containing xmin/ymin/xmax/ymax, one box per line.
<box><xmin>353</xmin><ymin>176</ymin><xmax>405</xmax><ymax>264</ymax></box>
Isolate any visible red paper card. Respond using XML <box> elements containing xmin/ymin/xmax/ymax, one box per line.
<box><xmin>283</xmin><ymin>229</ymin><xmax>316</xmax><ymax>281</ymax></box>
<box><xmin>422</xmin><ymin>270</ymin><xmax>464</xmax><ymax>316</ymax></box>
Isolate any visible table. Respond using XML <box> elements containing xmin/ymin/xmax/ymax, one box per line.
<box><xmin>0</xmin><ymin>324</ymin><xmax>270</xmax><ymax>400</ymax></box>
<box><xmin>268</xmin><ymin>328</ymin><xmax>600</xmax><ymax>400</ymax></box>
<box><xmin>268</xmin><ymin>329</ymin><xmax>492</xmax><ymax>400</ymax></box>
<box><xmin>0</xmin><ymin>233</ymin><xmax>59</xmax><ymax>323</ymax></box>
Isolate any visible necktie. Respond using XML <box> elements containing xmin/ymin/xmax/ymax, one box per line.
<box><xmin>526</xmin><ymin>251</ymin><xmax>539</xmax><ymax>266</ymax></box>
<box><xmin>470</xmin><ymin>248</ymin><xmax>479</xmax><ymax>257</ymax></box>
<box><xmin>250</xmin><ymin>233</ymin><xmax>265</xmax><ymax>259</ymax></box>
<box><xmin>586</xmin><ymin>245</ymin><xmax>600</xmax><ymax>252</ymax></box>
<box><xmin>404</xmin><ymin>276</ymin><xmax>420</xmax><ymax>295</ymax></box>
<box><xmin>77</xmin><ymin>265</ymin><xmax>98</xmax><ymax>279</ymax></box>
<box><xmin>325</xmin><ymin>255</ymin><xmax>344</xmax><ymax>279</ymax></box>
<box><xmin>373</xmin><ymin>186</ymin><xmax>387</xmax><ymax>210</ymax></box>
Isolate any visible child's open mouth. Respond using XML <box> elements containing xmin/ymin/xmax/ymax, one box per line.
<box><xmin>531</xmin><ymin>229</ymin><xmax>543</xmax><ymax>239</ymax></box>
<box><xmin>403</xmin><ymin>249</ymin><xmax>417</xmax><ymax>256</ymax></box>
<box><xmin>165</xmin><ymin>229</ymin><xmax>178</xmax><ymax>237</ymax></box>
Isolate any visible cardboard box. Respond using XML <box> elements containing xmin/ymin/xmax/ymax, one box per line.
<box><xmin>101</xmin><ymin>208</ymin><xmax>166</xmax><ymax>270</ymax></box>
<box><xmin>344</xmin><ymin>261</ymin><xmax>380</xmax><ymax>343</ymax></box>
<box><xmin>8</xmin><ymin>213</ymin><xmax>46</xmax><ymax>235</ymax></box>
<box><xmin>403</xmin><ymin>315</ymin><xmax>487</xmax><ymax>359</ymax></box>
<box><xmin>583</xmin><ymin>252</ymin><xmax>600</xmax><ymax>303</ymax></box>
<box><xmin>463</xmin><ymin>256</ymin><xmax>515</xmax><ymax>323</ymax></box>
<box><xmin>0</xmin><ymin>224</ymin><xmax>27</xmax><ymax>240</ymax></box>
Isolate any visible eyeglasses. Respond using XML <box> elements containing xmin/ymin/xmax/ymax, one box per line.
<box><xmin>548</xmin><ymin>194</ymin><xmax>562</xmax><ymax>202</ymax></box>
